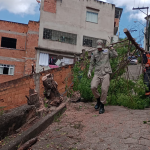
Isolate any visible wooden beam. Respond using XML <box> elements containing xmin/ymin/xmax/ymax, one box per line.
<box><xmin>111</xmin><ymin>39</ymin><xmax>129</xmax><ymax>45</ymax></box>
<box><xmin>105</xmin><ymin>39</ymin><xmax>129</xmax><ymax>48</ymax></box>
<box><xmin>123</xmin><ymin>28</ymin><xmax>145</xmax><ymax>53</ymax></box>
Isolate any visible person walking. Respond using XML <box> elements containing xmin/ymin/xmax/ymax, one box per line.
<box><xmin>88</xmin><ymin>40</ymin><xmax>118</xmax><ymax>114</ymax></box>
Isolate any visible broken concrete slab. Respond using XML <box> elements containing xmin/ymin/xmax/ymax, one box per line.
<box><xmin>0</xmin><ymin>105</ymin><xmax>36</xmax><ymax>140</ymax></box>
<box><xmin>0</xmin><ymin>103</ymin><xmax>66</xmax><ymax>150</ymax></box>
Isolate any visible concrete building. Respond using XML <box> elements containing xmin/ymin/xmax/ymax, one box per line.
<box><xmin>36</xmin><ymin>0</ymin><xmax>123</xmax><ymax>72</ymax></box>
<box><xmin>0</xmin><ymin>20</ymin><xmax>39</xmax><ymax>83</ymax></box>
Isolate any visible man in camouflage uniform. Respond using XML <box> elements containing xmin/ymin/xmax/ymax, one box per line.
<box><xmin>88</xmin><ymin>40</ymin><xmax>118</xmax><ymax>114</ymax></box>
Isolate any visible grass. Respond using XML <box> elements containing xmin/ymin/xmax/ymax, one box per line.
<box><xmin>143</xmin><ymin>121</ymin><xmax>147</xmax><ymax>124</ymax></box>
<box><xmin>93</xmin><ymin>115</ymin><xmax>98</xmax><ymax>117</ymax></box>
<box><xmin>44</xmin><ymin>103</ymin><xmax>48</xmax><ymax>108</ymax></box>
<box><xmin>54</xmin><ymin>112</ymin><xmax>62</xmax><ymax>123</ymax></box>
<box><xmin>0</xmin><ymin>106</ymin><xmax>5</xmax><ymax>116</ymax></box>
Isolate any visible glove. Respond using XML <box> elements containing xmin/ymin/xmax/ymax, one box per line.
<box><xmin>88</xmin><ymin>70</ymin><xmax>91</xmax><ymax>78</ymax></box>
<box><xmin>109</xmin><ymin>45</ymin><xmax>114</xmax><ymax>50</ymax></box>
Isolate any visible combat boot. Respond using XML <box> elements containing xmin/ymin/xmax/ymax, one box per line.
<box><xmin>99</xmin><ymin>103</ymin><xmax>105</xmax><ymax>114</ymax></box>
<box><xmin>94</xmin><ymin>97</ymin><xmax>101</xmax><ymax>110</ymax></box>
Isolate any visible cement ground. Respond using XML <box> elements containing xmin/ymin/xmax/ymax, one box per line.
<box><xmin>31</xmin><ymin>102</ymin><xmax>150</xmax><ymax>150</ymax></box>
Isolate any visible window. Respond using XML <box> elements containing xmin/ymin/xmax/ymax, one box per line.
<box><xmin>1</xmin><ymin>37</ymin><xmax>17</xmax><ymax>49</ymax></box>
<box><xmin>115</xmin><ymin>7</ymin><xmax>123</xmax><ymax>19</ymax></box>
<box><xmin>43</xmin><ymin>28</ymin><xmax>77</xmax><ymax>45</ymax></box>
<box><xmin>86</xmin><ymin>11</ymin><xmax>98</xmax><ymax>23</ymax></box>
<box><xmin>83</xmin><ymin>36</ymin><xmax>106</xmax><ymax>48</ymax></box>
<box><xmin>49</xmin><ymin>55</ymin><xmax>57</xmax><ymax>65</ymax></box>
<box><xmin>0</xmin><ymin>64</ymin><xmax>14</xmax><ymax>75</ymax></box>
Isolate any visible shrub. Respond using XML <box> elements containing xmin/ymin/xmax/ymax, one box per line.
<box><xmin>71</xmin><ymin>42</ymin><xmax>150</xmax><ymax>109</ymax></box>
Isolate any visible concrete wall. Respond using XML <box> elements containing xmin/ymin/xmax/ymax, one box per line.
<box><xmin>0</xmin><ymin>20</ymin><xmax>39</xmax><ymax>83</ymax></box>
<box><xmin>0</xmin><ymin>65</ymin><xmax>73</xmax><ymax>110</ymax></box>
<box><xmin>38</xmin><ymin>0</ymin><xmax>115</xmax><ymax>53</ymax></box>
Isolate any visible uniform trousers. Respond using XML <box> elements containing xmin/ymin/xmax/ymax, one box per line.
<box><xmin>91</xmin><ymin>74</ymin><xmax>110</xmax><ymax>104</ymax></box>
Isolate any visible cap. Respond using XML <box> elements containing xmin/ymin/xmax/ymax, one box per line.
<box><xmin>96</xmin><ymin>40</ymin><xmax>103</xmax><ymax>48</ymax></box>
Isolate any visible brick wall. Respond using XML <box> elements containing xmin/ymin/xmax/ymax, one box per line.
<box><xmin>0</xmin><ymin>33</ymin><xmax>27</xmax><ymax>50</ymax></box>
<box><xmin>44</xmin><ymin>0</ymin><xmax>56</xmax><ymax>13</ymax></box>
<box><xmin>0</xmin><ymin>60</ymin><xmax>25</xmax><ymax>83</ymax></box>
<box><xmin>24</xmin><ymin>21</ymin><xmax>39</xmax><ymax>75</ymax></box>
<box><xmin>0</xmin><ymin>49</ymin><xmax>25</xmax><ymax>59</ymax></box>
<box><xmin>0</xmin><ymin>20</ymin><xmax>28</xmax><ymax>33</ymax></box>
<box><xmin>0</xmin><ymin>20</ymin><xmax>39</xmax><ymax>83</ymax></box>
<box><xmin>0</xmin><ymin>65</ymin><xmax>73</xmax><ymax>110</ymax></box>
<box><xmin>114</xmin><ymin>18</ymin><xmax>119</xmax><ymax>27</ymax></box>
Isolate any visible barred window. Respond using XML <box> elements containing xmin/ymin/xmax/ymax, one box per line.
<box><xmin>0</xmin><ymin>64</ymin><xmax>14</xmax><ymax>75</ymax></box>
<box><xmin>43</xmin><ymin>28</ymin><xmax>77</xmax><ymax>45</ymax></box>
<box><xmin>83</xmin><ymin>36</ymin><xmax>106</xmax><ymax>48</ymax></box>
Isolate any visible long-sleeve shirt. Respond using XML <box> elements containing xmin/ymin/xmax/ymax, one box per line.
<box><xmin>89</xmin><ymin>48</ymin><xmax>118</xmax><ymax>76</ymax></box>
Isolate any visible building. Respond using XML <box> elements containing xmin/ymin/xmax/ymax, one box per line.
<box><xmin>0</xmin><ymin>20</ymin><xmax>39</xmax><ymax>83</ymax></box>
<box><xmin>0</xmin><ymin>0</ymin><xmax>123</xmax><ymax>83</ymax></box>
<box><xmin>36</xmin><ymin>0</ymin><xmax>123</xmax><ymax>72</ymax></box>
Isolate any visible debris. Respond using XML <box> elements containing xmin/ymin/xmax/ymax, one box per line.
<box><xmin>0</xmin><ymin>105</ymin><xmax>36</xmax><ymax>140</ymax></box>
<box><xmin>70</xmin><ymin>91</ymin><xmax>81</xmax><ymax>103</ymax></box>
<box><xmin>42</xmin><ymin>73</ymin><xmax>63</xmax><ymax>107</ymax></box>
<box><xmin>50</xmin><ymin>97</ymin><xmax>63</xmax><ymax>107</ymax></box>
<box><xmin>25</xmin><ymin>89</ymin><xmax>40</xmax><ymax>108</ymax></box>
<box><xmin>17</xmin><ymin>137</ymin><xmax>37</xmax><ymax>150</ymax></box>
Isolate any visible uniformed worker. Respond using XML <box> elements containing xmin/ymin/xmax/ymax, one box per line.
<box><xmin>88</xmin><ymin>39</ymin><xmax>118</xmax><ymax>114</ymax></box>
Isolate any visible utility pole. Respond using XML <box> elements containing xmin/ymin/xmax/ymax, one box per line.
<box><xmin>133</xmin><ymin>7</ymin><xmax>149</xmax><ymax>51</ymax></box>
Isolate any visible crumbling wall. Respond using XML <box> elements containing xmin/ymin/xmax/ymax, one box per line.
<box><xmin>0</xmin><ymin>65</ymin><xmax>73</xmax><ymax>110</ymax></box>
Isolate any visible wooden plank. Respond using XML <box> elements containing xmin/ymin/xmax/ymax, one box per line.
<box><xmin>123</xmin><ymin>28</ymin><xmax>145</xmax><ymax>52</ymax></box>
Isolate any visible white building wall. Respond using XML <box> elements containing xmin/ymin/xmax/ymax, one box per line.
<box><xmin>37</xmin><ymin>0</ymin><xmax>116</xmax><ymax>72</ymax></box>
<box><xmin>39</xmin><ymin>0</ymin><xmax>115</xmax><ymax>52</ymax></box>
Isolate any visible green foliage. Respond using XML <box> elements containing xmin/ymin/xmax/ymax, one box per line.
<box><xmin>65</xmin><ymin>85</ymin><xmax>73</xmax><ymax>98</ymax></box>
<box><xmin>138</xmin><ymin>57</ymin><xmax>141</xmax><ymax>63</ymax></box>
<box><xmin>72</xmin><ymin>52</ymin><xmax>94</xmax><ymax>101</ymax></box>
<box><xmin>71</xmin><ymin>41</ymin><xmax>150</xmax><ymax>109</ymax></box>
<box><xmin>107</xmin><ymin>76</ymin><xmax>150</xmax><ymax>109</ymax></box>
<box><xmin>44</xmin><ymin>103</ymin><xmax>48</xmax><ymax>108</ymax></box>
<box><xmin>54</xmin><ymin>112</ymin><xmax>61</xmax><ymax>122</ymax></box>
<box><xmin>0</xmin><ymin>107</ymin><xmax>5</xmax><ymax>116</ymax></box>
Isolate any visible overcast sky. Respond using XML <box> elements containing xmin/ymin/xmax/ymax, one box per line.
<box><xmin>0</xmin><ymin>0</ymin><xmax>149</xmax><ymax>46</ymax></box>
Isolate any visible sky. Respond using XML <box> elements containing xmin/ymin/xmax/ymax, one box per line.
<box><xmin>0</xmin><ymin>0</ymin><xmax>149</xmax><ymax>47</ymax></box>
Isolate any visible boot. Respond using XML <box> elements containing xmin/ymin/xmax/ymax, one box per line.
<box><xmin>94</xmin><ymin>97</ymin><xmax>101</xmax><ymax>110</ymax></box>
<box><xmin>99</xmin><ymin>103</ymin><xmax>105</xmax><ymax>114</ymax></box>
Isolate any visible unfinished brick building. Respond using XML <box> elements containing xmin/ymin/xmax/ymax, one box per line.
<box><xmin>0</xmin><ymin>20</ymin><xmax>39</xmax><ymax>83</ymax></box>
